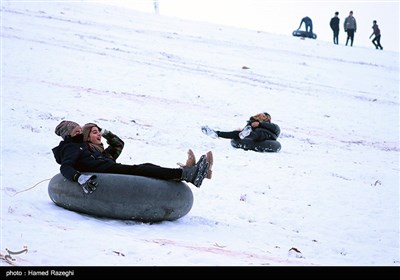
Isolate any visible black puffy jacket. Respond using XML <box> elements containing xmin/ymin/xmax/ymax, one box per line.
<box><xmin>247</xmin><ymin>121</ymin><xmax>280</xmax><ymax>141</ymax></box>
<box><xmin>52</xmin><ymin>135</ymin><xmax>116</xmax><ymax>182</ymax></box>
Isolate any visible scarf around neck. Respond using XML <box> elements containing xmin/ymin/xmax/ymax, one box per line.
<box><xmin>87</xmin><ymin>142</ymin><xmax>105</xmax><ymax>154</ymax></box>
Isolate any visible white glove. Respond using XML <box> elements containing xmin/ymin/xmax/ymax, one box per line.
<box><xmin>78</xmin><ymin>174</ymin><xmax>98</xmax><ymax>194</ymax></box>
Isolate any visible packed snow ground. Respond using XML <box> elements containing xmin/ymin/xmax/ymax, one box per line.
<box><xmin>1</xmin><ymin>1</ymin><xmax>399</xmax><ymax>266</ymax></box>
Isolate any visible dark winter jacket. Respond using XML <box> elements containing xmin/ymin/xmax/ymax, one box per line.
<box><xmin>299</xmin><ymin>17</ymin><xmax>312</xmax><ymax>28</ymax></box>
<box><xmin>52</xmin><ymin>134</ymin><xmax>117</xmax><ymax>182</ymax></box>
<box><xmin>330</xmin><ymin>17</ymin><xmax>340</xmax><ymax>31</ymax></box>
<box><xmin>372</xmin><ymin>24</ymin><xmax>381</xmax><ymax>36</ymax></box>
<box><xmin>247</xmin><ymin>120</ymin><xmax>280</xmax><ymax>141</ymax></box>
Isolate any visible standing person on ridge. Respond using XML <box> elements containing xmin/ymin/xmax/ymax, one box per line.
<box><xmin>369</xmin><ymin>20</ymin><xmax>383</xmax><ymax>50</ymax></box>
<box><xmin>344</xmin><ymin>11</ymin><xmax>357</xmax><ymax>46</ymax></box>
<box><xmin>330</xmin><ymin>11</ymin><xmax>340</xmax><ymax>45</ymax></box>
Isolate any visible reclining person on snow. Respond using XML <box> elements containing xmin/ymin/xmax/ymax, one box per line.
<box><xmin>201</xmin><ymin>112</ymin><xmax>280</xmax><ymax>142</ymax></box>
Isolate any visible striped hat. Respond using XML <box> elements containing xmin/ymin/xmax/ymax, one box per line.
<box><xmin>55</xmin><ymin>120</ymin><xmax>80</xmax><ymax>140</ymax></box>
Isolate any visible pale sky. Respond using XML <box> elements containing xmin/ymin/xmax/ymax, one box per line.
<box><xmin>111</xmin><ymin>0</ymin><xmax>399</xmax><ymax>52</ymax></box>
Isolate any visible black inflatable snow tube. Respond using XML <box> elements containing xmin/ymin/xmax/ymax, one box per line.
<box><xmin>48</xmin><ymin>173</ymin><xmax>193</xmax><ymax>222</ymax></box>
<box><xmin>231</xmin><ymin>138</ymin><xmax>281</xmax><ymax>153</ymax></box>
<box><xmin>292</xmin><ymin>30</ymin><xmax>317</xmax><ymax>39</ymax></box>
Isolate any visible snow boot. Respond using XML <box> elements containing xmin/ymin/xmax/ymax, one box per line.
<box><xmin>181</xmin><ymin>155</ymin><xmax>209</xmax><ymax>188</ymax></box>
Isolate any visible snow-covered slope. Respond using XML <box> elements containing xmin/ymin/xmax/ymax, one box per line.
<box><xmin>1</xmin><ymin>1</ymin><xmax>399</xmax><ymax>266</ymax></box>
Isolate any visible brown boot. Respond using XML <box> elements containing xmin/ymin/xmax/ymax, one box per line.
<box><xmin>177</xmin><ymin>149</ymin><xmax>196</xmax><ymax>168</ymax></box>
<box><xmin>205</xmin><ymin>151</ymin><xmax>213</xmax><ymax>179</ymax></box>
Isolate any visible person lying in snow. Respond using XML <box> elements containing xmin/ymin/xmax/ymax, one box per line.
<box><xmin>201</xmin><ymin>112</ymin><xmax>280</xmax><ymax>142</ymax></box>
<box><xmin>52</xmin><ymin>120</ymin><xmax>213</xmax><ymax>194</ymax></box>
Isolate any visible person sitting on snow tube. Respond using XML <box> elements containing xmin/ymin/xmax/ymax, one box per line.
<box><xmin>201</xmin><ymin>112</ymin><xmax>280</xmax><ymax>142</ymax></box>
<box><xmin>52</xmin><ymin>121</ymin><xmax>213</xmax><ymax>193</ymax></box>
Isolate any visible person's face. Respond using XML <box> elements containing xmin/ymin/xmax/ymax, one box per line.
<box><xmin>70</xmin><ymin>126</ymin><xmax>82</xmax><ymax>137</ymax></box>
<box><xmin>253</xmin><ymin>113</ymin><xmax>265</xmax><ymax>120</ymax></box>
<box><xmin>88</xmin><ymin>126</ymin><xmax>102</xmax><ymax>145</ymax></box>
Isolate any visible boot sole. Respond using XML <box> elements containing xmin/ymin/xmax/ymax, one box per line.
<box><xmin>193</xmin><ymin>156</ymin><xmax>209</xmax><ymax>188</ymax></box>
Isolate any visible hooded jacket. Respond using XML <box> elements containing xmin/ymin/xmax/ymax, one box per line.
<box><xmin>52</xmin><ymin>135</ymin><xmax>117</xmax><ymax>182</ymax></box>
<box><xmin>372</xmin><ymin>24</ymin><xmax>381</xmax><ymax>36</ymax></box>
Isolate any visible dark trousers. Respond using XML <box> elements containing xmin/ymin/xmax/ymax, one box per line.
<box><xmin>305</xmin><ymin>24</ymin><xmax>313</xmax><ymax>34</ymax></box>
<box><xmin>372</xmin><ymin>35</ymin><xmax>383</xmax><ymax>49</ymax></box>
<box><xmin>216</xmin><ymin>130</ymin><xmax>266</xmax><ymax>141</ymax></box>
<box><xmin>105</xmin><ymin>163</ymin><xmax>182</xmax><ymax>180</ymax></box>
<box><xmin>333</xmin><ymin>30</ymin><xmax>339</xmax><ymax>44</ymax></box>
<box><xmin>217</xmin><ymin>130</ymin><xmax>241</xmax><ymax>139</ymax></box>
<box><xmin>346</xmin><ymin>29</ymin><xmax>355</xmax><ymax>46</ymax></box>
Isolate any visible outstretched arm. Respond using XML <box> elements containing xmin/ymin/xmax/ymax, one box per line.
<box><xmin>298</xmin><ymin>19</ymin><xmax>304</xmax><ymax>29</ymax></box>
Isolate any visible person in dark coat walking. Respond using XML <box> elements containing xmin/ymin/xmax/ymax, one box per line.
<box><xmin>201</xmin><ymin>112</ymin><xmax>280</xmax><ymax>142</ymax></box>
<box><xmin>344</xmin><ymin>11</ymin><xmax>357</xmax><ymax>46</ymax></box>
<box><xmin>330</xmin><ymin>11</ymin><xmax>340</xmax><ymax>44</ymax></box>
<box><xmin>52</xmin><ymin>120</ymin><xmax>212</xmax><ymax>193</ymax></box>
<box><xmin>369</xmin><ymin>20</ymin><xmax>383</xmax><ymax>50</ymax></box>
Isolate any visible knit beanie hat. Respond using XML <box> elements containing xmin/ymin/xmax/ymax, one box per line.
<box><xmin>82</xmin><ymin>123</ymin><xmax>100</xmax><ymax>142</ymax></box>
<box><xmin>55</xmin><ymin>120</ymin><xmax>80</xmax><ymax>140</ymax></box>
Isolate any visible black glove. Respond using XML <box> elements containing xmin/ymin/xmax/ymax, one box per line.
<box><xmin>101</xmin><ymin>129</ymin><xmax>110</xmax><ymax>136</ymax></box>
<box><xmin>78</xmin><ymin>174</ymin><xmax>98</xmax><ymax>194</ymax></box>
